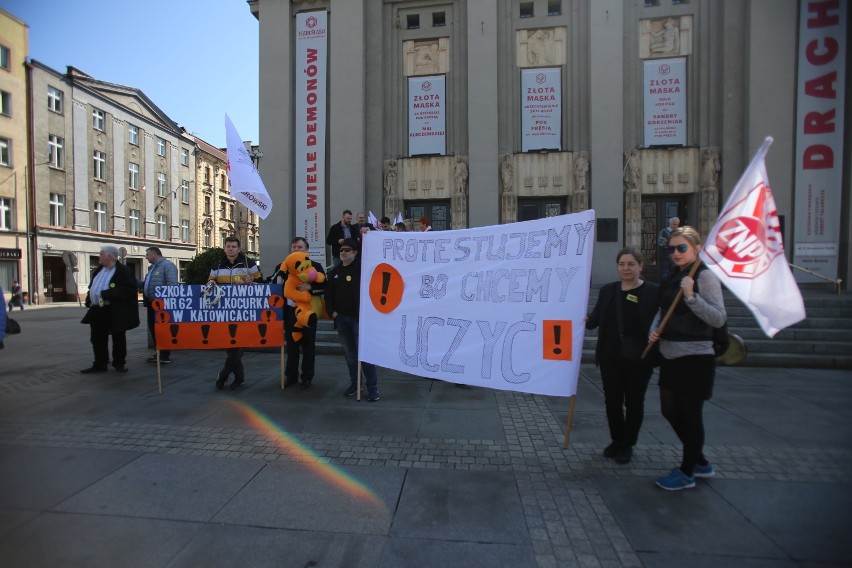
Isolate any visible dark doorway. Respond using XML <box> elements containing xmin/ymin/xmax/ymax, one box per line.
<box><xmin>42</xmin><ymin>255</ymin><xmax>68</xmax><ymax>302</ymax></box>
<box><xmin>641</xmin><ymin>196</ymin><xmax>688</xmax><ymax>282</ymax></box>
<box><xmin>406</xmin><ymin>201</ymin><xmax>451</xmax><ymax>231</ymax></box>
<box><xmin>517</xmin><ymin>198</ymin><xmax>567</xmax><ymax>222</ymax></box>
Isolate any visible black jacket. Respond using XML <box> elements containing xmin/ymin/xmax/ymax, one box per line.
<box><xmin>325</xmin><ymin>259</ymin><xmax>361</xmax><ymax>318</ymax></box>
<box><xmin>586</xmin><ymin>280</ymin><xmax>659</xmax><ymax>365</ymax></box>
<box><xmin>81</xmin><ymin>262</ymin><xmax>141</xmax><ymax>332</ymax></box>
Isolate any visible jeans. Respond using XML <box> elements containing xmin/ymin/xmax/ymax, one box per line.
<box><xmin>335</xmin><ymin>314</ymin><xmax>377</xmax><ymax>393</ymax></box>
<box><xmin>284</xmin><ymin>305</ymin><xmax>316</xmax><ymax>383</ymax></box>
<box><xmin>660</xmin><ymin>388</ymin><xmax>707</xmax><ymax>477</ymax></box>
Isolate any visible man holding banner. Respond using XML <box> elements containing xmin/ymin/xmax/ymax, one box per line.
<box><xmin>209</xmin><ymin>236</ymin><xmax>262</xmax><ymax>391</ymax></box>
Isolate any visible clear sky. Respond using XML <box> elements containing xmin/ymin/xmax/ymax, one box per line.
<box><xmin>3</xmin><ymin>0</ymin><xmax>259</xmax><ymax>148</ymax></box>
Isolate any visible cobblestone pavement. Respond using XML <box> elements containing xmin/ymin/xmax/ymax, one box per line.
<box><xmin>2</xmin><ymin>306</ymin><xmax>851</xmax><ymax>567</ymax></box>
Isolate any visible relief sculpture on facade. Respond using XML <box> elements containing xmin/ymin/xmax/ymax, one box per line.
<box><xmin>403</xmin><ymin>39</ymin><xmax>449</xmax><ymax>76</ymax></box>
<box><xmin>641</xmin><ymin>16</ymin><xmax>692</xmax><ymax>59</ymax></box>
<box><xmin>501</xmin><ymin>155</ymin><xmax>517</xmax><ymax>222</ymax></box>
<box><xmin>517</xmin><ymin>27</ymin><xmax>566</xmax><ymax>67</ymax></box>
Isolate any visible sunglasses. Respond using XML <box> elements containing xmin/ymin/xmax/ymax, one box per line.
<box><xmin>665</xmin><ymin>244</ymin><xmax>690</xmax><ymax>254</ymax></box>
<box><xmin>339</xmin><ymin>248</ymin><xmax>354</xmax><ymax>253</ymax></box>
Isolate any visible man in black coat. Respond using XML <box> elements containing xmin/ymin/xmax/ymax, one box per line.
<box><xmin>325</xmin><ymin>209</ymin><xmax>356</xmax><ymax>266</ymax></box>
<box><xmin>80</xmin><ymin>245</ymin><xmax>140</xmax><ymax>373</ymax></box>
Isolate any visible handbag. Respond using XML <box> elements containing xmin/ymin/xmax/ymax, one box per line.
<box><xmin>5</xmin><ymin>316</ymin><xmax>21</xmax><ymax>334</ymax></box>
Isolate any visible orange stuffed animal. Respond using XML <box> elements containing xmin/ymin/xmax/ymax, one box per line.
<box><xmin>281</xmin><ymin>251</ymin><xmax>326</xmax><ymax>342</ymax></box>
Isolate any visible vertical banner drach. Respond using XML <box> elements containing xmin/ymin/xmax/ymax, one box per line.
<box><xmin>521</xmin><ymin>68</ymin><xmax>562</xmax><ymax>152</ymax></box>
<box><xmin>792</xmin><ymin>0</ymin><xmax>846</xmax><ymax>281</ymax></box>
<box><xmin>408</xmin><ymin>75</ymin><xmax>446</xmax><ymax>156</ymax></box>
<box><xmin>643</xmin><ymin>58</ymin><xmax>686</xmax><ymax>147</ymax></box>
<box><xmin>358</xmin><ymin>212</ymin><xmax>596</xmax><ymax>397</ymax></box>
<box><xmin>296</xmin><ymin>11</ymin><xmax>329</xmax><ymax>266</ymax></box>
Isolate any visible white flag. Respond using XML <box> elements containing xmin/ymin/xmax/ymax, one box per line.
<box><xmin>225</xmin><ymin>114</ymin><xmax>272</xmax><ymax>220</ymax></box>
<box><xmin>368</xmin><ymin>210</ymin><xmax>379</xmax><ymax>229</ymax></box>
<box><xmin>394</xmin><ymin>212</ymin><xmax>403</xmax><ymax>224</ymax></box>
<box><xmin>700</xmin><ymin>136</ymin><xmax>805</xmax><ymax>337</ymax></box>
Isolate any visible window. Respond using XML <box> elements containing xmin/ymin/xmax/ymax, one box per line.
<box><xmin>204</xmin><ymin>195</ymin><xmax>211</xmax><ymax>215</ymax></box>
<box><xmin>48</xmin><ymin>86</ymin><xmax>63</xmax><ymax>113</ymax></box>
<box><xmin>204</xmin><ymin>166</ymin><xmax>210</xmax><ymax>185</ymax></box>
<box><xmin>432</xmin><ymin>12</ymin><xmax>446</xmax><ymax>26</ymax></box>
<box><xmin>406</xmin><ymin>14</ymin><xmax>420</xmax><ymax>29</ymax></box>
<box><xmin>221</xmin><ymin>231</ymin><xmax>228</xmax><ymax>247</ymax></box>
<box><xmin>129</xmin><ymin>209</ymin><xmax>140</xmax><ymax>237</ymax></box>
<box><xmin>0</xmin><ymin>46</ymin><xmax>9</xmax><ymax>70</ymax></box>
<box><xmin>220</xmin><ymin>174</ymin><xmax>226</xmax><ymax>191</ymax></box>
<box><xmin>92</xmin><ymin>108</ymin><xmax>105</xmax><ymax>131</ymax></box>
<box><xmin>644</xmin><ymin>0</ymin><xmax>660</xmax><ymax>6</ymax></box>
<box><xmin>229</xmin><ymin>204</ymin><xmax>235</xmax><ymax>221</ymax></box>
<box><xmin>204</xmin><ymin>228</ymin><xmax>211</xmax><ymax>248</ymax></box>
<box><xmin>520</xmin><ymin>2</ymin><xmax>534</xmax><ymax>17</ymax></box>
<box><xmin>0</xmin><ymin>90</ymin><xmax>10</xmax><ymax>116</ymax></box>
<box><xmin>157</xmin><ymin>137</ymin><xmax>166</xmax><ymax>157</ymax></box>
<box><xmin>48</xmin><ymin>135</ymin><xmax>64</xmax><ymax>168</ymax></box>
<box><xmin>220</xmin><ymin>200</ymin><xmax>226</xmax><ymax>215</ymax></box>
<box><xmin>128</xmin><ymin>162</ymin><xmax>140</xmax><ymax>189</ymax></box>
<box><xmin>548</xmin><ymin>0</ymin><xmax>562</xmax><ymax>16</ymax></box>
<box><xmin>180</xmin><ymin>148</ymin><xmax>189</xmax><ymax>166</ymax></box>
<box><xmin>157</xmin><ymin>172</ymin><xmax>166</xmax><ymax>197</ymax></box>
<box><xmin>157</xmin><ymin>214</ymin><xmax>167</xmax><ymax>240</ymax></box>
<box><xmin>180</xmin><ymin>219</ymin><xmax>190</xmax><ymax>243</ymax></box>
<box><xmin>248</xmin><ymin>234</ymin><xmax>255</xmax><ymax>252</ymax></box>
<box><xmin>93</xmin><ymin>150</ymin><xmax>106</xmax><ymax>181</ymax></box>
<box><xmin>49</xmin><ymin>193</ymin><xmax>66</xmax><ymax>226</ymax></box>
<box><xmin>128</xmin><ymin>124</ymin><xmax>139</xmax><ymax>145</ymax></box>
<box><xmin>0</xmin><ymin>197</ymin><xmax>12</xmax><ymax>230</ymax></box>
<box><xmin>180</xmin><ymin>179</ymin><xmax>190</xmax><ymax>203</ymax></box>
<box><xmin>0</xmin><ymin>138</ymin><xmax>9</xmax><ymax>166</ymax></box>
<box><xmin>93</xmin><ymin>201</ymin><xmax>107</xmax><ymax>232</ymax></box>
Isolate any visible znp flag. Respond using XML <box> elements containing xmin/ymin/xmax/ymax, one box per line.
<box><xmin>225</xmin><ymin>114</ymin><xmax>273</xmax><ymax>219</ymax></box>
<box><xmin>699</xmin><ymin>136</ymin><xmax>806</xmax><ymax>337</ymax></box>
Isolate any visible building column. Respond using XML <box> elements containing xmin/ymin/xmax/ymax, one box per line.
<box><xmin>589</xmin><ymin>0</ymin><xmax>624</xmax><ymax>283</ymax></box>
<box><xmin>466</xmin><ymin>0</ymin><xmax>499</xmax><ymax>228</ymax></box>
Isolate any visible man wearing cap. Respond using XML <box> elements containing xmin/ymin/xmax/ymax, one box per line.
<box><xmin>141</xmin><ymin>246</ymin><xmax>179</xmax><ymax>363</ymax></box>
<box><xmin>324</xmin><ymin>238</ymin><xmax>380</xmax><ymax>401</ymax></box>
<box><xmin>80</xmin><ymin>245</ymin><xmax>140</xmax><ymax>373</ymax></box>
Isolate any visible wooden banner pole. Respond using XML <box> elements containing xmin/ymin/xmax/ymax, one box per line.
<box><xmin>156</xmin><ymin>350</ymin><xmax>163</xmax><ymax>395</ymax></box>
<box><xmin>563</xmin><ymin>395</ymin><xmax>577</xmax><ymax>449</ymax></box>
<box><xmin>356</xmin><ymin>361</ymin><xmax>362</xmax><ymax>401</ymax></box>
<box><xmin>280</xmin><ymin>344</ymin><xmax>285</xmax><ymax>390</ymax></box>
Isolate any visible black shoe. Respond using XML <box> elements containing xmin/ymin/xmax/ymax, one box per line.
<box><xmin>114</xmin><ymin>365</ymin><xmax>128</xmax><ymax>373</ymax></box>
<box><xmin>614</xmin><ymin>446</ymin><xmax>633</xmax><ymax>465</ymax></box>
<box><xmin>367</xmin><ymin>391</ymin><xmax>380</xmax><ymax>402</ymax></box>
<box><xmin>299</xmin><ymin>381</ymin><xmax>312</xmax><ymax>390</ymax></box>
<box><xmin>81</xmin><ymin>366</ymin><xmax>108</xmax><ymax>374</ymax></box>
<box><xmin>230</xmin><ymin>377</ymin><xmax>245</xmax><ymax>391</ymax></box>
<box><xmin>216</xmin><ymin>375</ymin><xmax>227</xmax><ymax>390</ymax></box>
<box><xmin>283</xmin><ymin>379</ymin><xmax>298</xmax><ymax>389</ymax></box>
<box><xmin>147</xmin><ymin>356</ymin><xmax>171</xmax><ymax>364</ymax></box>
<box><xmin>603</xmin><ymin>442</ymin><xmax>620</xmax><ymax>459</ymax></box>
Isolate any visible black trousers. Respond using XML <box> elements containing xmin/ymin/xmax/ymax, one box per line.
<box><xmin>146</xmin><ymin>305</ymin><xmax>171</xmax><ymax>359</ymax></box>
<box><xmin>88</xmin><ymin>307</ymin><xmax>126</xmax><ymax>368</ymax></box>
<box><xmin>599</xmin><ymin>358</ymin><xmax>654</xmax><ymax>446</ymax></box>
<box><xmin>219</xmin><ymin>348</ymin><xmax>245</xmax><ymax>381</ymax></box>
<box><xmin>284</xmin><ymin>305</ymin><xmax>316</xmax><ymax>384</ymax></box>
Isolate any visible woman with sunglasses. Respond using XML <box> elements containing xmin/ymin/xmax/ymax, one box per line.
<box><xmin>586</xmin><ymin>247</ymin><xmax>659</xmax><ymax>464</ymax></box>
<box><xmin>649</xmin><ymin>226</ymin><xmax>727</xmax><ymax>490</ymax></box>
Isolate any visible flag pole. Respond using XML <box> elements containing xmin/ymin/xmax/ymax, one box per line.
<box><xmin>156</xmin><ymin>350</ymin><xmax>163</xmax><ymax>394</ymax></box>
<box><xmin>642</xmin><ymin>259</ymin><xmax>703</xmax><ymax>359</ymax></box>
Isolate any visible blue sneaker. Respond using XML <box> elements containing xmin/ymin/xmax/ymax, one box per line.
<box><xmin>693</xmin><ymin>463</ymin><xmax>715</xmax><ymax>478</ymax></box>
<box><xmin>655</xmin><ymin>468</ymin><xmax>696</xmax><ymax>491</ymax></box>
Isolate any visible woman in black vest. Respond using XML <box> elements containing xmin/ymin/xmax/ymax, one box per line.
<box><xmin>649</xmin><ymin>226</ymin><xmax>726</xmax><ymax>490</ymax></box>
<box><xmin>586</xmin><ymin>247</ymin><xmax>659</xmax><ymax>465</ymax></box>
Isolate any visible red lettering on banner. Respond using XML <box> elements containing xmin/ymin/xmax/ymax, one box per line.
<box><xmin>805</xmin><ymin>38</ymin><xmax>839</xmax><ymax>65</ymax></box>
<box><xmin>804</xmin><ymin>109</ymin><xmax>836</xmax><ymax>133</ymax></box>
<box><xmin>804</xmin><ymin>145</ymin><xmax>834</xmax><ymax>168</ymax></box>
<box><xmin>805</xmin><ymin>71</ymin><xmax>838</xmax><ymax>98</ymax></box>
<box><xmin>307</xmin><ymin>193</ymin><xmax>318</xmax><ymax>208</ymax></box>
<box><xmin>306</xmin><ymin>107</ymin><xmax>317</xmax><ymax>122</ymax></box>
<box><xmin>307</xmin><ymin>134</ymin><xmax>316</xmax><ymax>146</ymax></box>
<box><xmin>807</xmin><ymin>0</ymin><xmax>840</xmax><ymax>28</ymax></box>
<box><xmin>307</xmin><ymin>48</ymin><xmax>318</xmax><ymax>64</ymax></box>
<box><xmin>306</xmin><ymin>152</ymin><xmax>316</xmax><ymax>161</ymax></box>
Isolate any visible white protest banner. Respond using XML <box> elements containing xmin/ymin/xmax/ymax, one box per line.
<box><xmin>700</xmin><ymin>137</ymin><xmax>806</xmax><ymax>337</ymax></box>
<box><xmin>521</xmin><ymin>68</ymin><xmax>562</xmax><ymax>152</ymax></box>
<box><xmin>225</xmin><ymin>115</ymin><xmax>272</xmax><ymax>219</ymax></box>
<box><xmin>296</xmin><ymin>10</ymin><xmax>329</xmax><ymax>265</ymax></box>
<box><xmin>358</xmin><ymin>212</ymin><xmax>596</xmax><ymax>397</ymax></box>
<box><xmin>408</xmin><ymin>75</ymin><xmax>446</xmax><ymax>156</ymax></box>
<box><xmin>643</xmin><ymin>58</ymin><xmax>686</xmax><ymax>146</ymax></box>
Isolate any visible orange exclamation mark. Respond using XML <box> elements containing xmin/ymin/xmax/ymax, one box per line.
<box><xmin>228</xmin><ymin>324</ymin><xmax>238</xmax><ymax>345</ymax></box>
<box><xmin>258</xmin><ymin>323</ymin><xmax>267</xmax><ymax>345</ymax></box>
<box><xmin>543</xmin><ymin>320</ymin><xmax>572</xmax><ymax>361</ymax></box>
<box><xmin>201</xmin><ymin>324</ymin><xmax>210</xmax><ymax>345</ymax></box>
<box><xmin>169</xmin><ymin>324</ymin><xmax>179</xmax><ymax>344</ymax></box>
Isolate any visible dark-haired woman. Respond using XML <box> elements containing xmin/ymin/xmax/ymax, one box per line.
<box><xmin>586</xmin><ymin>247</ymin><xmax>659</xmax><ymax>464</ymax></box>
<box><xmin>649</xmin><ymin>226</ymin><xmax>726</xmax><ymax>490</ymax></box>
